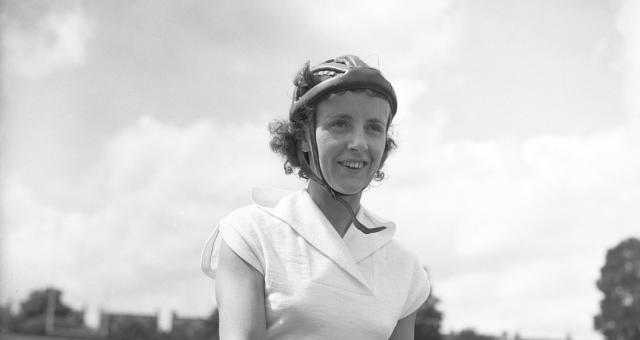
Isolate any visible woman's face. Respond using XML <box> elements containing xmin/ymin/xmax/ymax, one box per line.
<box><xmin>307</xmin><ymin>91</ymin><xmax>391</xmax><ymax>195</ymax></box>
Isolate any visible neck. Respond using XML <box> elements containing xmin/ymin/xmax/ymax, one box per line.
<box><xmin>307</xmin><ymin>180</ymin><xmax>362</xmax><ymax>237</ymax></box>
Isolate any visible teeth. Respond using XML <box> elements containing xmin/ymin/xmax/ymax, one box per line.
<box><xmin>341</xmin><ymin>161</ymin><xmax>365</xmax><ymax>169</ymax></box>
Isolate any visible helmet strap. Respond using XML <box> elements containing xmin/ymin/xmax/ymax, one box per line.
<box><xmin>297</xmin><ymin>120</ymin><xmax>386</xmax><ymax>234</ymax></box>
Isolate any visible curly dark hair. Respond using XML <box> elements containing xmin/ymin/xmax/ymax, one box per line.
<box><xmin>268</xmin><ymin>90</ymin><xmax>397</xmax><ymax>182</ymax></box>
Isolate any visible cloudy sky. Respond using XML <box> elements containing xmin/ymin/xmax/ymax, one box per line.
<box><xmin>1</xmin><ymin>0</ymin><xmax>639</xmax><ymax>338</ymax></box>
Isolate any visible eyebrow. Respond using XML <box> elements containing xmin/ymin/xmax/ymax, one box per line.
<box><xmin>367</xmin><ymin>118</ymin><xmax>387</xmax><ymax>125</ymax></box>
<box><xmin>326</xmin><ymin>113</ymin><xmax>352</xmax><ymax>120</ymax></box>
<box><xmin>326</xmin><ymin>114</ymin><xmax>387</xmax><ymax>124</ymax></box>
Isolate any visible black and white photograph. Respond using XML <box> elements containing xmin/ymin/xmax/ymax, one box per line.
<box><xmin>1</xmin><ymin>1</ymin><xmax>639</xmax><ymax>339</ymax></box>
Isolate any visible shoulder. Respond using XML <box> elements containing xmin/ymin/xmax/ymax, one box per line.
<box><xmin>384</xmin><ymin>239</ymin><xmax>423</xmax><ymax>268</ymax></box>
<box><xmin>220</xmin><ymin>187</ymin><xmax>297</xmax><ymax>227</ymax></box>
<box><xmin>221</xmin><ymin>204</ymin><xmax>270</xmax><ymax>225</ymax></box>
<box><xmin>383</xmin><ymin>240</ymin><xmax>431</xmax><ymax>307</ymax></box>
<box><xmin>382</xmin><ymin>239</ymin><xmax>430</xmax><ymax>291</ymax></box>
<box><xmin>219</xmin><ymin>202</ymin><xmax>294</xmax><ymax>240</ymax></box>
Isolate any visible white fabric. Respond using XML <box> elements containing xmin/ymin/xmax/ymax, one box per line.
<box><xmin>201</xmin><ymin>188</ymin><xmax>430</xmax><ymax>340</ymax></box>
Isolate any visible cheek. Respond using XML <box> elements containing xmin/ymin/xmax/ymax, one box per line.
<box><xmin>315</xmin><ymin>133</ymin><xmax>339</xmax><ymax>159</ymax></box>
<box><xmin>372</xmin><ymin>139</ymin><xmax>387</xmax><ymax>159</ymax></box>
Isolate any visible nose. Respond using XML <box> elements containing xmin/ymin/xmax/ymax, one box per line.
<box><xmin>348</xmin><ymin>127</ymin><xmax>368</xmax><ymax>152</ymax></box>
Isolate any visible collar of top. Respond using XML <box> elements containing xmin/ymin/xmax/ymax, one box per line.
<box><xmin>252</xmin><ymin>187</ymin><xmax>396</xmax><ymax>290</ymax></box>
<box><xmin>289</xmin><ymin>55</ymin><xmax>397</xmax><ymax>119</ymax></box>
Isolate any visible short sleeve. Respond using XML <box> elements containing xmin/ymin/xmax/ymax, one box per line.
<box><xmin>219</xmin><ymin>222</ymin><xmax>265</xmax><ymax>275</ymax></box>
<box><xmin>200</xmin><ymin>220</ymin><xmax>265</xmax><ymax>279</ymax></box>
<box><xmin>399</xmin><ymin>261</ymin><xmax>431</xmax><ymax>318</ymax></box>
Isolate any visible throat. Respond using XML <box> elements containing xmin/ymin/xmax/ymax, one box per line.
<box><xmin>329</xmin><ymin>213</ymin><xmax>353</xmax><ymax>238</ymax></box>
<box><xmin>306</xmin><ymin>181</ymin><xmax>361</xmax><ymax>238</ymax></box>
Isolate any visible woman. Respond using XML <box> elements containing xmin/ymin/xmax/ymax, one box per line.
<box><xmin>201</xmin><ymin>55</ymin><xmax>430</xmax><ymax>339</ymax></box>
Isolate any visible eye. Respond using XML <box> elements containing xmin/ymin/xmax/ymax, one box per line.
<box><xmin>367</xmin><ymin>123</ymin><xmax>385</xmax><ymax>133</ymax></box>
<box><xmin>330</xmin><ymin>120</ymin><xmax>350</xmax><ymax>129</ymax></box>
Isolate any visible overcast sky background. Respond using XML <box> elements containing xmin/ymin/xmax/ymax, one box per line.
<box><xmin>1</xmin><ymin>0</ymin><xmax>639</xmax><ymax>338</ymax></box>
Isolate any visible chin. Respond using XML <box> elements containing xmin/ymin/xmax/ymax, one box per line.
<box><xmin>332</xmin><ymin>181</ymin><xmax>370</xmax><ymax>195</ymax></box>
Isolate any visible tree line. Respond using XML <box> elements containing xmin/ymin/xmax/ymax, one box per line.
<box><xmin>0</xmin><ymin>286</ymin><xmax>443</xmax><ymax>340</ymax></box>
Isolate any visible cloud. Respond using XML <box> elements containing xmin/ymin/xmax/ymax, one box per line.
<box><xmin>300</xmin><ymin>0</ymin><xmax>459</xmax><ymax>71</ymax></box>
<box><xmin>5</xmin><ymin>109</ymin><xmax>636</xmax><ymax>337</ymax></box>
<box><xmin>363</xmin><ymin>10</ymin><xmax>639</xmax><ymax>337</ymax></box>
<box><xmin>0</xmin><ymin>0</ymin><xmax>463</xmax><ymax>315</ymax></box>
<box><xmin>2</xmin><ymin>2</ymin><xmax>93</xmax><ymax>79</ymax></box>
<box><xmin>362</xmin><ymin>108</ymin><xmax>639</xmax><ymax>337</ymax></box>
<box><xmin>1</xmin><ymin>115</ymin><xmax>301</xmax><ymax>315</ymax></box>
<box><xmin>617</xmin><ymin>0</ymin><xmax>640</xmax><ymax>125</ymax></box>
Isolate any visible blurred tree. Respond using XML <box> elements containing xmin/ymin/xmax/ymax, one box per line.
<box><xmin>0</xmin><ymin>303</ymin><xmax>16</xmax><ymax>332</ymax></box>
<box><xmin>414</xmin><ymin>287</ymin><xmax>443</xmax><ymax>340</ymax></box>
<box><xmin>451</xmin><ymin>328</ymin><xmax>495</xmax><ymax>340</ymax></box>
<box><xmin>169</xmin><ymin>309</ymin><xmax>218</xmax><ymax>340</ymax></box>
<box><xmin>109</xmin><ymin>316</ymin><xmax>160</xmax><ymax>340</ymax></box>
<box><xmin>20</xmin><ymin>287</ymin><xmax>72</xmax><ymax>318</ymax></box>
<box><xmin>13</xmin><ymin>287</ymin><xmax>80</xmax><ymax>334</ymax></box>
<box><xmin>196</xmin><ymin>308</ymin><xmax>219</xmax><ymax>340</ymax></box>
<box><xmin>458</xmin><ymin>329</ymin><xmax>481</xmax><ymax>340</ymax></box>
<box><xmin>594</xmin><ymin>237</ymin><xmax>640</xmax><ymax>340</ymax></box>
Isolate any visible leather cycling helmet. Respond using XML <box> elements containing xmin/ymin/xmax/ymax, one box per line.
<box><xmin>290</xmin><ymin>55</ymin><xmax>397</xmax><ymax>119</ymax></box>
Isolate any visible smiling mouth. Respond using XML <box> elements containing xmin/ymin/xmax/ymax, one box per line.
<box><xmin>338</xmin><ymin>160</ymin><xmax>368</xmax><ymax>169</ymax></box>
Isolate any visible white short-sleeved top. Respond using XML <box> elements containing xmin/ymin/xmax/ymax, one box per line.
<box><xmin>201</xmin><ymin>188</ymin><xmax>430</xmax><ymax>340</ymax></box>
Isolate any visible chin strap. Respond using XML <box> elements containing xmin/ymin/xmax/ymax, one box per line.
<box><xmin>297</xmin><ymin>123</ymin><xmax>386</xmax><ymax>234</ymax></box>
<box><xmin>332</xmin><ymin>193</ymin><xmax>386</xmax><ymax>234</ymax></box>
